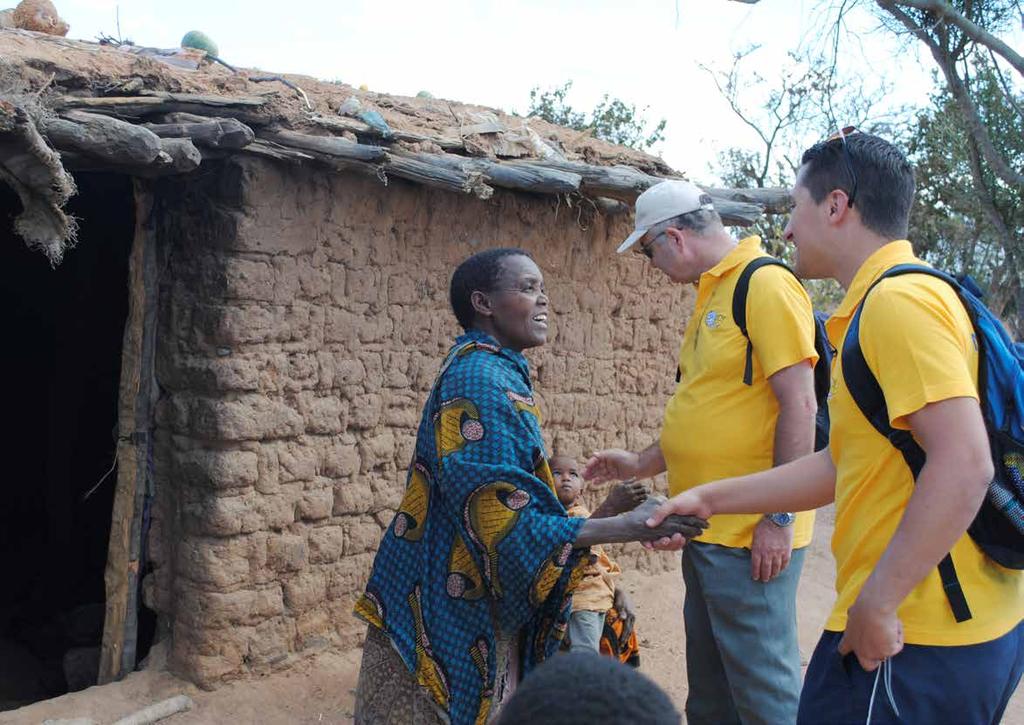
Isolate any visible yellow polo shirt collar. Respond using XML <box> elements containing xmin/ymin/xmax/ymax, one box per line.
<box><xmin>702</xmin><ymin>235</ymin><xmax>762</xmax><ymax>280</ymax></box>
<box><xmin>826</xmin><ymin>240</ymin><xmax>915</xmax><ymax>337</ymax></box>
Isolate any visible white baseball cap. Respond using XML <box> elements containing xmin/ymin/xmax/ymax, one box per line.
<box><xmin>616</xmin><ymin>180</ymin><xmax>715</xmax><ymax>254</ymax></box>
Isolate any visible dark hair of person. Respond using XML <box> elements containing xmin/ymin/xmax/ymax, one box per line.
<box><xmin>496</xmin><ymin>652</ymin><xmax>682</xmax><ymax>725</ymax></box>
<box><xmin>449</xmin><ymin>247</ymin><xmax>533</xmax><ymax>330</ymax></box>
<box><xmin>800</xmin><ymin>133</ymin><xmax>916</xmax><ymax>240</ymax></box>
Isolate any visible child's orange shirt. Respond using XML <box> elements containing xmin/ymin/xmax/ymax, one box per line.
<box><xmin>566</xmin><ymin>503</ymin><xmax>621</xmax><ymax>612</ymax></box>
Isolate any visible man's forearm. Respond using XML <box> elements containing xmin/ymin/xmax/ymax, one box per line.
<box><xmin>856</xmin><ymin>453</ymin><xmax>990</xmax><ymax>613</ymax></box>
<box><xmin>768</xmin><ymin>400</ymin><xmax>817</xmax><ymax>517</ymax></box>
<box><xmin>702</xmin><ymin>449</ymin><xmax>836</xmax><ymax>515</ymax></box>
<box><xmin>773</xmin><ymin>401</ymin><xmax>816</xmax><ymax>467</ymax></box>
<box><xmin>636</xmin><ymin>440</ymin><xmax>667</xmax><ymax>479</ymax></box>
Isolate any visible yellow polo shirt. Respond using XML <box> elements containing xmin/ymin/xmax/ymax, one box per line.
<box><xmin>825</xmin><ymin>240</ymin><xmax>1024</xmax><ymax>645</ymax></box>
<box><xmin>661</xmin><ymin>236</ymin><xmax>818</xmax><ymax>549</ymax></box>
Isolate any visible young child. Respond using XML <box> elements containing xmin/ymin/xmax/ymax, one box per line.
<box><xmin>550</xmin><ymin>454</ymin><xmax>645</xmax><ymax>656</ymax></box>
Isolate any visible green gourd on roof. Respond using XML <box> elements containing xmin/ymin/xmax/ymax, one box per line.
<box><xmin>180</xmin><ymin>30</ymin><xmax>218</xmax><ymax>58</ymax></box>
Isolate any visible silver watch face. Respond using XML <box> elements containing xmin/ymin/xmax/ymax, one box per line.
<box><xmin>769</xmin><ymin>512</ymin><xmax>796</xmax><ymax>527</ymax></box>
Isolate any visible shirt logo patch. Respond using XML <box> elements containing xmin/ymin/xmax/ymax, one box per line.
<box><xmin>705</xmin><ymin>310</ymin><xmax>725</xmax><ymax>329</ymax></box>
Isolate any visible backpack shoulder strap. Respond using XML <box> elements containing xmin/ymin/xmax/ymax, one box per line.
<box><xmin>841</xmin><ymin>263</ymin><xmax>973</xmax><ymax>623</ymax></box>
<box><xmin>731</xmin><ymin>256</ymin><xmax>794</xmax><ymax>386</ymax></box>
<box><xmin>859</xmin><ymin>263</ymin><xmax>960</xmax><ymax>291</ymax></box>
<box><xmin>842</xmin><ymin>264</ymin><xmax>962</xmax><ymax>464</ymax></box>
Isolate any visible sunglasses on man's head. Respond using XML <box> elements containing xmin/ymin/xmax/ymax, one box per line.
<box><xmin>824</xmin><ymin>125</ymin><xmax>860</xmax><ymax>208</ymax></box>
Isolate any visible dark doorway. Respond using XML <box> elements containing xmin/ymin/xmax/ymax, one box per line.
<box><xmin>0</xmin><ymin>173</ymin><xmax>135</xmax><ymax>709</ymax></box>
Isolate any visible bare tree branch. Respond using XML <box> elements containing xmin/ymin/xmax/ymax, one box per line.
<box><xmin>989</xmin><ymin>48</ymin><xmax>1024</xmax><ymax>119</ymax></box>
<box><xmin>877</xmin><ymin>0</ymin><xmax>1024</xmax><ymax>76</ymax></box>
<box><xmin>878</xmin><ymin>2</ymin><xmax>1024</xmax><ymax>187</ymax></box>
<box><xmin>964</xmin><ymin>119</ymin><xmax>1015</xmax><ymax>260</ymax></box>
<box><xmin>701</xmin><ymin>51</ymin><xmax>818</xmax><ymax>188</ymax></box>
<box><xmin>700</xmin><ymin>54</ymin><xmax>773</xmax><ymax>149</ymax></box>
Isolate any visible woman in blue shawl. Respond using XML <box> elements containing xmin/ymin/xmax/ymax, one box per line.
<box><xmin>353</xmin><ymin>248</ymin><xmax>706</xmax><ymax>725</ymax></box>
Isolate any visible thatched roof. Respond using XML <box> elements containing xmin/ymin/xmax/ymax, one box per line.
<box><xmin>0</xmin><ymin>29</ymin><xmax>788</xmax><ymax>263</ymax></box>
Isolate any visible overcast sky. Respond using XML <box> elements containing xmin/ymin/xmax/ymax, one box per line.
<box><xmin>58</xmin><ymin>0</ymin><xmax>958</xmax><ymax>181</ymax></box>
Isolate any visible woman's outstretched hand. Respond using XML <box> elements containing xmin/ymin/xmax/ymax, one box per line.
<box><xmin>640</xmin><ymin>491</ymin><xmax>712</xmax><ymax>551</ymax></box>
<box><xmin>574</xmin><ymin>495</ymin><xmax>708</xmax><ymax>548</ymax></box>
<box><xmin>619</xmin><ymin>496</ymin><xmax>707</xmax><ymax>543</ymax></box>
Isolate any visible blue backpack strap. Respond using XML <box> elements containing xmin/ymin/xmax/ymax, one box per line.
<box><xmin>842</xmin><ymin>263</ymin><xmax>973</xmax><ymax>623</ymax></box>
<box><xmin>732</xmin><ymin>256</ymin><xmax>792</xmax><ymax>386</ymax></box>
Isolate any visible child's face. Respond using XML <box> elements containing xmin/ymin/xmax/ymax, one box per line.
<box><xmin>549</xmin><ymin>456</ymin><xmax>583</xmax><ymax>507</ymax></box>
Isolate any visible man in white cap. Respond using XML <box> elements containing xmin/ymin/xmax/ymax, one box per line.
<box><xmin>585</xmin><ymin>180</ymin><xmax>820</xmax><ymax>724</ymax></box>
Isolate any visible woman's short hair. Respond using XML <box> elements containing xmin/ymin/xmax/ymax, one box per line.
<box><xmin>449</xmin><ymin>247</ymin><xmax>533</xmax><ymax>330</ymax></box>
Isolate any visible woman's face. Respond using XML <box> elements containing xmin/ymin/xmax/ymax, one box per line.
<box><xmin>481</xmin><ymin>255</ymin><xmax>549</xmax><ymax>351</ymax></box>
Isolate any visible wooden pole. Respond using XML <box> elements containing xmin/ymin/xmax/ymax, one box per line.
<box><xmin>41</xmin><ymin>111</ymin><xmax>163</xmax><ymax>165</ymax></box>
<box><xmin>260</xmin><ymin>129</ymin><xmax>388</xmax><ymax>163</ymax></box>
<box><xmin>410</xmin><ymin>152</ymin><xmax>582</xmax><ymax>194</ymax></box>
<box><xmin>57</xmin><ymin>93</ymin><xmax>268</xmax><ymax>122</ymax></box>
<box><xmin>142</xmin><ymin>118</ymin><xmax>255</xmax><ymax>149</ymax></box>
<box><xmin>702</xmin><ymin>186</ymin><xmax>792</xmax><ymax>215</ymax></box>
<box><xmin>512</xmin><ymin>159</ymin><xmax>655</xmax><ymax>201</ymax></box>
<box><xmin>309</xmin><ymin>114</ymin><xmax>463</xmax><ymax>150</ymax></box>
<box><xmin>99</xmin><ymin>182</ymin><xmax>159</xmax><ymax>684</ymax></box>
<box><xmin>383</xmin><ymin>154</ymin><xmax>493</xmax><ymax>198</ymax></box>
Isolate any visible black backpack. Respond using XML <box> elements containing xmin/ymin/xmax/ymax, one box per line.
<box><xmin>731</xmin><ymin>257</ymin><xmax>834</xmax><ymax>452</ymax></box>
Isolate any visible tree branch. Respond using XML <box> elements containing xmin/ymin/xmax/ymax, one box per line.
<box><xmin>700</xmin><ymin>59</ymin><xmax>772</xmax><ymax>148</ymax></box>
<box><xmin>877</xmin><ymin>0</ymin><xmax>1024</xmax><ymax>76</ymax></box>
<box><xmin>878</xmin><ymin>2</ymin><xmax>1024</xmax><ymax>187</ymax></box>
<box><xmin>988</xmin><ymin>48</ymin><xmax>1024</xmax><ymax>119</ymax></box>
<box><xmin>963</xmin><ymin>123</ymin><xmax>1014</xmax><ymax>259</ymax></box>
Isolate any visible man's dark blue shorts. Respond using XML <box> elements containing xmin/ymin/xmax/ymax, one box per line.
<box><xmin>798</xmin><ymin>621</ymin><xmax>1024</xmax><ymax>724</ymax></box>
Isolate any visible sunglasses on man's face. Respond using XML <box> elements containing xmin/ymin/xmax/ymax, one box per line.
<box><xmin>638</xmin><ymin>230</ymin><xmax>666</xmax><ymax>259</ymax></box>
<box><xmin>824</xmin><ymin>125</ymin><xmax>860</xmax><ymax>208</ymax></box>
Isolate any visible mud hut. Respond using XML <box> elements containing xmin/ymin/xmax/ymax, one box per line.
<box><xmin>0</xmin><ymin>29</ymin><xmax>788</xmax><ymax>707</ymax></box>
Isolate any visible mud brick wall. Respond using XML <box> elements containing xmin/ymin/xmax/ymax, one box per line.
<box><xmin>145</xmin><ymin>157</ymin><xmax>695</xmax><ymax>687</ymax></box>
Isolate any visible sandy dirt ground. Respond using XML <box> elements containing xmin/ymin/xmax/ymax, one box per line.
<box><xmin>5</xmin><ymin>507</ymin><xmax>1022</xmax><ymax>724</ymax></box>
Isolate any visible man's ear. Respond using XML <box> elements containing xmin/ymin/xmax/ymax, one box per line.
<box><xmin>470</xmin><ymin>290</ymin><xmax>493</xmax><ymax>319</ymax></box>
<box><xmin>826</xmin><ymin>190</ymin><xmax>852</xmax><ymax>224</ymax></box>
<box><xmin>665</xmin><ymin>227</ymin><xmax>685</xmax><ymax>250</ymax></box>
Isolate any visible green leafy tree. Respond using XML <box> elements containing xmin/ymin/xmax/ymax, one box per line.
<box><xmin>871</xmin><ymin>0</ymin><xmax>1024</xmax><ymax>335</ymax></box>
<box><xmin>906</xmin><ymin>58</ymin><xmax>1024</xmax><ymax>331</ymax></box>
<box><xmin>526</xmin><ymin>81</ymin><xmax>667</xmax><ymax>151</ymax></box>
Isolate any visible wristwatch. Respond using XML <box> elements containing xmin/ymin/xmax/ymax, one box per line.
<box><xmin>766</xmin><ymin>512</ymin><xmax>796</xmax><ymax>527</ymax></box>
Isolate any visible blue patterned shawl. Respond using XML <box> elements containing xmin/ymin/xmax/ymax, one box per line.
<box><xmin>354</xmin><ymin>330</ymin><xmax>587</xmax><ymax>725</ymax></box>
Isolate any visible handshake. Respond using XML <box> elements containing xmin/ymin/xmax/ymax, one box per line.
<box><xmin>591</xmin><ymin>478</ymin><xmax>708</xmax><ymax>546</ymax></box>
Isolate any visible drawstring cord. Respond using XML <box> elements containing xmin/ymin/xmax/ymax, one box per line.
<box><xmin>865</xmin><ymin>658</ymin><xmax>901</xmax><ymax>724</ymax></box>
